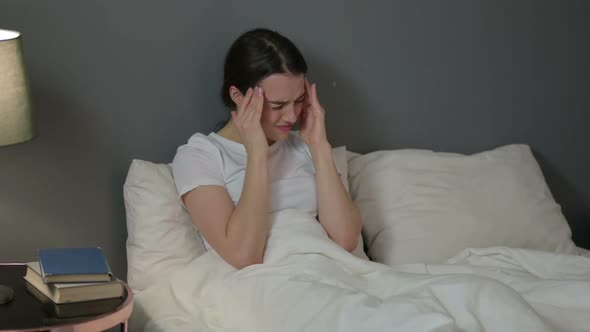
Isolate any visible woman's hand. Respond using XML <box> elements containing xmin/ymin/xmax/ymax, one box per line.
<box><xmin>300</xmin><ymin>79</ymin><xmax>329</xmax><ymax>148</ymax></box>
<box><xmin>231</xmin><ymin>87</ymin><xmax>268</xmax><ymax>155</ymax></box>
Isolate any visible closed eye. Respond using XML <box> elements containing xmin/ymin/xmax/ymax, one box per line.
<box><xmin>270</xmin><ymin>93</ymin><xmax>305</xmax><ymax>110</ymax></box>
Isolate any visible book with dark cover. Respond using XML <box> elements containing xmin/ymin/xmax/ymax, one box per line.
<box><xmin>25</xmin><ymin>282</ymin><xmax>123</xmax><ymax>318</ymax></box>
<box><xmin>38</xmin><ymin>247</ymin><xmax>112</xmax><ymax>283</ymax></box>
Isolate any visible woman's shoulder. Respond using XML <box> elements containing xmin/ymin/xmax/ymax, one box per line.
<box><xmin>174</xmin><ymin>132</ymin><xmax>222</xmax><ymax>159</ymax></box>
<box><xmin>185</xmin><ymin>132</ymin><xmax>215</xmax><ymax>147</ymax></box>
<box><xmin>178</xmin><ymin>132</ymin><xmax>234</xmax><ymax>152</ymax></box>
<box><xmin>172</xmin><ymin>132</ymin><xmax>226</xmax><ymax>196</ymax></box>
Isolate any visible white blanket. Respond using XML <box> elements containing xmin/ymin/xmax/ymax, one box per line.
<box><xmin>130</xmin><ymin>210</ymin><xmax>590</xmax><ymax>332</ymax></box>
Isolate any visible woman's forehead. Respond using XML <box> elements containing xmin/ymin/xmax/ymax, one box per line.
<box><xmin>259</xmin><ymin>73</ymin><xmax>305</xmax><ymax>100</ymax></box>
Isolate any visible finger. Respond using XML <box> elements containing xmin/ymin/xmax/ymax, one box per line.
<box><xmin>299</xmin><ymin>101</ymin><xmax>306</xmax><ymax>118</ymax></box>
<box><xmin>236</xmin><ymin>93</ymin><xmax>251</xmax><ymax>123</ymax></box>
<box><xmin>309</xmin><ymin>85</ymin><xmax>323</xmax><ymax>118</ymax></box>
<box><xmin>305</xmin><ymin>80</ymin><xmax>320</xmax><ymax>110</ymax></box>
<box><xmin>311</xmin><ymin>83</ymin><xmax>320</xmax><ymax>107</ymax></box>
<box><xmin>299</xmin><ymin>111</ymin><xmax>307</xmax><ymax>130</ymax></box>
<box><xmin>242</xmin><ymin>92</ymin><xmax>259</xmax><ymax>127</ymax></box>
<box><xmin>238</xmin><ymin>87</ymin><xmax>254</xmax><ymax>114</ymax></box>
<box><xmin>245</xmin><ymin>87</ymin><xmax>262</xmax><ymax>121</ymax></box>
<box><xmin>254</xmin><ymin>87</ymin><xmax>264</xmax><ymax>117</ymax></box>
<box><xmin>301</xmin><ymin>105</ymin><xmax>310</xmax><ymax>124</ymax></box>
<box><xmin>304</xmin><ymin>101</ymin><xmax>312</xmax><ymax>117</ymax></box>
<box><xmin>304</xmin><ymin>79</ymin><xmax>312</xmax><ymax>103</ymax></box>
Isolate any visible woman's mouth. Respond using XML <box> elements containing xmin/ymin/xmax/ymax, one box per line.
<box><xmin>276</xmin><ymin>124</ymin><xmax>292</xmax><ymax>132</ymax></box>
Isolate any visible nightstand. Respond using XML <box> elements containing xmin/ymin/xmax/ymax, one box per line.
<box><xmin>0</xmin><ymin>263</ymin><xmax>134</xmax><ymax>332</ymax></box>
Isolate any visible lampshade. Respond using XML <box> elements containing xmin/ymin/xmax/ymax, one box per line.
<box><xmin>0</xmin><ymin>28</ymin><xmax>35</xmax><ymax>147</ymax></box>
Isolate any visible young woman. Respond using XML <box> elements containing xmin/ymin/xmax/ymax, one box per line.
<box><xmin>172</xmin><ymin>28</ymin><xmax>362</xmax><ymax>269</ymax></box>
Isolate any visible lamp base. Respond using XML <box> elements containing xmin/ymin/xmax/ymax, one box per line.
<box><xmin>0</xmin><ymin>284</ymin><xmax>15</xmax><ymax>304</ymax></box>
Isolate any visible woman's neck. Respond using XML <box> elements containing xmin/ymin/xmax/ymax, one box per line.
<box><xmin>216</xmin><ymin>119</ymin><xmax>277</xmax><ymax>146</ymax></box>
<box><xmin>216</xmin><ymin>120</ymin><xmax>243</xmax><ymax>144</ymax></box>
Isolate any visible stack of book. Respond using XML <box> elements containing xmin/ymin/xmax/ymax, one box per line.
<box><xmin>24</xmin><ymin>247</ymin><xmax>124</xmax><ymax>307</ymax></box>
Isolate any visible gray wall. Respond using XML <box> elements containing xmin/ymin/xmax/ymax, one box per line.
<box><xmin>1</xmin><ymin>0</ymin><xmax>588</xmax><ymax>281</ymax></box>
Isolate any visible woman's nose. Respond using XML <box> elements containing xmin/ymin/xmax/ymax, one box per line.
<box><xmin>282</xmin><ymin>104</ymin><xmax>298</xmax><ymax>123</ymax></box>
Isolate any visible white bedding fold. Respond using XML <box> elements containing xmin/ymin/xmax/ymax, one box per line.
<box><xmin>130</xmin><ymin>209</ymin><xmax>590</xmax><ymax>332</ymax></box>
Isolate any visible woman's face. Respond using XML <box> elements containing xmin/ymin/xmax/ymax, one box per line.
<box><xmin>257</xmin><ymin>73</ymin><xmax>306</xmax><ymax>145</ymax></box>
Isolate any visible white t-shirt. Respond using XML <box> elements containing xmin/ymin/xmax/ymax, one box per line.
<box><xmin>172</xmin><ymin>132</ymin><xmax>318</xmax><ymax>249</ymax></box>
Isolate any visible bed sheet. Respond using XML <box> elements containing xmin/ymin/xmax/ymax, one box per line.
<box><xmin>578</xmin><ymin>246</ymin><xmax>590</xmax><ymax>258</ymax></box>
<box><xmin>129</xmin><ymin>210</ymin><xmax>590</xmax><ymax>332</ymax></box>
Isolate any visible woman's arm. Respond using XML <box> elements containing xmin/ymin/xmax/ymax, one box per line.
<box><xmin>310</xmin><ymin>142</ymin><xmax>362</xmax><ymax>252</ymax></box>
<box><xmin>183</xmin><ymin>87</ymin><xmax>270</xmax><ymax>269</ymax></box>
<box><xmin>182</xmin><ymin>149</ymin><xmax>268</xmax><ymax>269</ymax></box>
<box><xmin>300</xmin><ymin>80</ymin><xmax>362</xmax><ymax>252</ymax></box>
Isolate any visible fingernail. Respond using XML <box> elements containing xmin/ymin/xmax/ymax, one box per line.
<box><xmin>258</xmin><ymin>87</ymin><xmax>263</xmax><ymax>95</ymax></box>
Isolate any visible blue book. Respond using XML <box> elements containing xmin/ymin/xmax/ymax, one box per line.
<box><xmin>38</xmin><ymin>247</ymin><xmax>112</xmax><ymax>283</ymax></box>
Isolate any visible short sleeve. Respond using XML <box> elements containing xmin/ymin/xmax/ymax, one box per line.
<box><xmin>172</xmin><ymin>134</ymin><xmax>225</xmax><ymax>198</ymax></box>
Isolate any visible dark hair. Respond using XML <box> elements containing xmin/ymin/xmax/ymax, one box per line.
<box><xmin>221</xmin><ymin>28</ymin><xmax>308</xmax><ymax>110</ymax></box>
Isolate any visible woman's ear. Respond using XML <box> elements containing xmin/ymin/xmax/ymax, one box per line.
<box><xmin>229</xmin><ymin>86</ymin><xmax>244</xmax><ymax>107</ymax></box>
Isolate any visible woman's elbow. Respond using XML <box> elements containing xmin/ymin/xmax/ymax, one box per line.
<box><xmin>338</xmin><ymin>233</ymin><xmax>359</xmax><ymax>253</ymax></box>
<box><xmin>341</xmin><ymin>218</ymin><xmax>363</xmax><ymax>252</ymax></box>
<box><xmin>228</xmin><ymin>251</ymin><xmax>264</xmax><ymax>270</ymax></box>
<box><xmin>339</xmin><ymin>222</ymin><xmax>362</xmax><ymax>252</ymax></box>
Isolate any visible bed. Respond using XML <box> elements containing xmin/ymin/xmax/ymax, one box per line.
<box><xmin>123</xmin><ymin>143</ymin><xmax>590</xmax><ymax>332</ymax></box>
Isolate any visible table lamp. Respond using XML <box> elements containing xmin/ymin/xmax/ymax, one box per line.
<box><xmin>0</xmin><ymin>28</ymin><xmax>36</xmax><ymax>304</ymax></box>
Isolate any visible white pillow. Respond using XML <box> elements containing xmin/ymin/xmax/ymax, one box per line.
<box><xmin>124</xmin><ymin>160</ymin><xmax>206</xmax><ymax>293</ymax></box>
<box><xmin>348</xmin><ymin>144</ymin><xmax>577</xmax><ymax>266</ymax></box>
